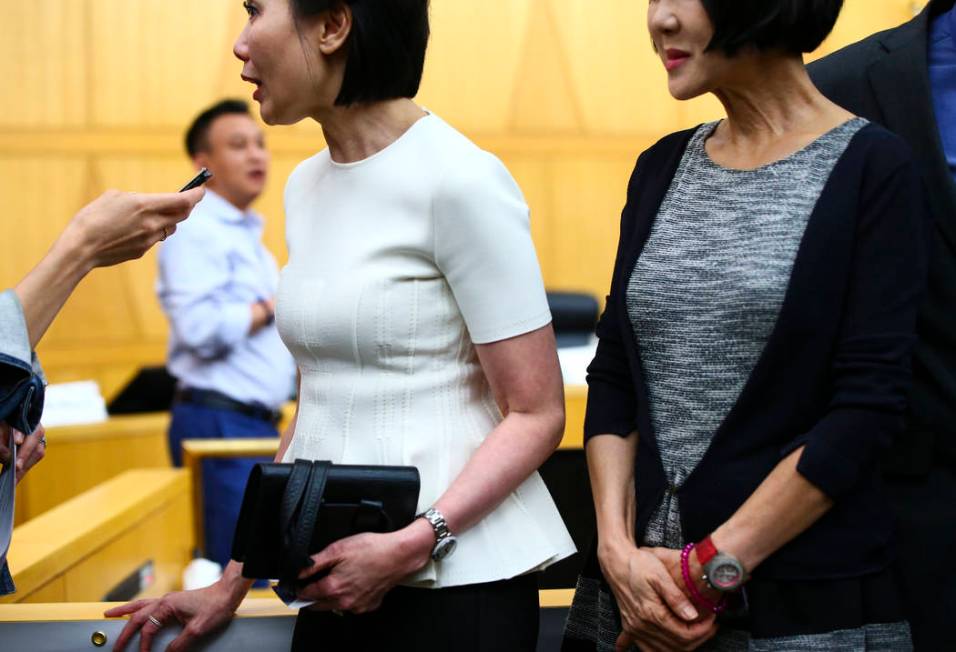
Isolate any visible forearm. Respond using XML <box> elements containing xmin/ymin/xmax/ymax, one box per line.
<box><xmin>431</xmin><ymin>407</ymin><xmax>564</xmax><ymax>536</ymax></box>
<box><xmin>711</xmin><ymin>446</ymin><xmax>833</xmax><ymax>572</ymax></box>
<box><xmin>275</xmin><ymin>391</ymin><xmax>299</xmax><ymax>463</ymax></box>
<box><xmin>275</xmin><ymin>369</ymin><xmax>302</xmax><ymax>462</ymax></box>
<box><xmin>217</xmin><ymin>560</ymin><xmax>254</xmax><ymax>608</ymax></box>
<box><xmin>587</xmin><ymin>433</ymin><xmax>638</xmax><ymax>554</ymax></box>
<box><xmin>169</xmin><ymin>299</ymin><xmax>252</xmax><ymax>358</ymax></box>
<box><xmin>15</xmin><ymin>234</ymin><xmax>94</xmax><ymax>348</ymax></box>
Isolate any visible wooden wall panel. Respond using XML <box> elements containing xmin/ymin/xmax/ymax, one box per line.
<box><xmin>0</xmin><ymin>2</ymin><xmax>88</xmax><ymax>128</ymax></box>
<box><xmin>0</xmin><ymin>158</ymin><xmax>87</xmax><ymax>282</ymax></box>
<box><xmin>550</xmin><ymin>0</ymin><xmax>679</xmax><ymax>135</ymax></box>
<box><xmin>421</xmin><ymin>0</ymin><xmax>535</xmax><ymax>133</ymax></box>
<box><xmin>549</xmin><ymin>156</ymin><xmax>642</xmax><ymax>294</ymax></box>
<box><xmin>88</xmin><ymin>1</ymin><xmax>247</xmax><ymax>127</ymax></box>
<box><xmin>0</xmin><ymin>0</ymin><xmax>923</xmax><ymax>395</ymax></box>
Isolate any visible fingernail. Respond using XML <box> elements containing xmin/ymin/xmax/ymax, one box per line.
<box><xmin>682</xmin><ymin>605</ymin><xmax>698</xmax><ymax>620</ymax></box>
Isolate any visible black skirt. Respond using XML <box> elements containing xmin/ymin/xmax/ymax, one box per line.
<box><xmin>292</xmin><ymin>573</ymin><xmax>539</xmax><ymax>652</ymax></box>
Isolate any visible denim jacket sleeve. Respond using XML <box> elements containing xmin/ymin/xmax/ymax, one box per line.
<box><xmin>0</xmin><ymin>290</ymin><xmax>45</xmax><ymax>433</ymax></box>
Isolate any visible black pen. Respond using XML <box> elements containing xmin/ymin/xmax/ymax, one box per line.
<box><xmin>180</xmin><ymin>168</ymin><xmax>213</xmax><ymax>192</ymax></box>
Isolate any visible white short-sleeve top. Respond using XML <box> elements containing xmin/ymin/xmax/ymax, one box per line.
<box><xmin>276</xmin><ymin>114</ymin><xmax>576</xmax><ymax>588</ymax></box>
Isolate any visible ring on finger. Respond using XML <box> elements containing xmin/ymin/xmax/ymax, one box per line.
<box><xmin>147</xmin><ymin>615</ymin><xmax>163</xmax><ymax>628</ymax></box>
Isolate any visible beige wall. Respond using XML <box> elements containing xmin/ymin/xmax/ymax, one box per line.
<box><xmin>0</xmin><ymin>0</ymin><xmax>924</xmax><ymax>397</ymax></box>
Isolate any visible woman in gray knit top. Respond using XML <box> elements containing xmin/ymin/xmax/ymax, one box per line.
<box><xmin>564</xmin><ymin>1</ymin><xmax>928</xmax><ymax>651</ymax></box>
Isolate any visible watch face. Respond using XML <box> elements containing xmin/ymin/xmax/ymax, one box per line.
<box><xmin>710</xmin><ymin>561</ymin><xmax>744</xmax><ymax>591</ymax></box>
<box><xmin>432</xmin><ymin>536</ymin><xmax>458</xmax><ymax>562</ymax></box>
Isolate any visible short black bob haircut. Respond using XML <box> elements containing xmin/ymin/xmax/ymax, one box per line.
<box><xmin>185</xmin><ymin>99</ymin><xmax>251</xmax><ymax>157</ymax></box>
<box><xmin>701</xmin><ymin>0</ymin><xmax>844</xmax><ymax>56</ymax></box>
<box><xmin>290</xmin><ymin>0</ymin><xmax>430</xmax><ymax>106</ymax></box>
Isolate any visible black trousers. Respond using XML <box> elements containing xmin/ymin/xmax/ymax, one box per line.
<box><xmin>886</xmin><ymin>465</ymin><xmax>956</xmax><ymax>651</ymax></box>
<box><xmin>291</xmin><ymin>573</ymin><xmax>540</xmax><ymax>651</ymax></box>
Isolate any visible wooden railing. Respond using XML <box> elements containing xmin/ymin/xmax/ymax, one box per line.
<box><xmin>3</xmin><ymin>469</ymin><xmax>193</xmax><ymax>603</ymax></box>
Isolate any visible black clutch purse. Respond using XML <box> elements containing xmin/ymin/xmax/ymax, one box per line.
<box><xmin>231</xmin><ymin>459</ymin><xmax>420</xmax><ymax>600</ymax></box>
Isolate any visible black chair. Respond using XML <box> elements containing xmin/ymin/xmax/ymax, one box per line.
<box><xmin>547</xmin><ymin>291</ymin><xmax>599</xmax><ymax>348</ymax></box>
<box><xmin>107</xmin><ymin>366</ymin><xmax>178</xmax><ymax>415</ymax></box>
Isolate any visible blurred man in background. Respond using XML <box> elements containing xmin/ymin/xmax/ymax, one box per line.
<box><xmin>157</xmin><ymin>99</ymin><xmax>295</xmax><ymax>570</ymax></box>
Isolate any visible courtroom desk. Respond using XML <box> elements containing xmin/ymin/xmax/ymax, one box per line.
<box><xmin>0</xmin><ymin>599</ymin><xmax>293</xmax><ymax>651</ymax></box>
<box><xmin>14</xmin><ymin>413</ymin><xmax>172</xmax><ymax>524</ymax></box>
<box><xmin>13</xmin><ymin>402</ymin><xmax>299</xmax><ymax>526</ymax></box>
<box><xmin>3</xmin><ymin>469</ymin><xmax>194</xmax><ymax>604</ymax></box>
<box><xmin>0</xmin><ymin>592</ymin><xmax>573</xmax><ymax>651</ymax></box>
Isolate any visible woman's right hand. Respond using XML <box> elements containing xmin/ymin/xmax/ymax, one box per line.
<box><xmin>61</xmin><ymin>187</ymin><xmax>205</xmax><ymax>270</ymax></box>
<box><xmin>104</xmin><ymin>581</ymin><xmax>240</xmax><ymax>652</ymax></box>
<box><xmin>598</xmin><ymin>540</ymin><xmax>718</xmax><ymax>652</ymax></box>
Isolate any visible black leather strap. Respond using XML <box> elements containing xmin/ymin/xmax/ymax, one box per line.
<box><xmin>290</xmin><ymin>461</ymin><xmax>331</xmax><ymax>569</ymax></box>
<box><xmin>276</xmin><ymin>461</ymin><xmax>331</xmax><ymax>603</ymax></box>
<box><xmin>278</xmin><ymin>460</ymin><xmax>312</xmax><ymax>583</ymax></box>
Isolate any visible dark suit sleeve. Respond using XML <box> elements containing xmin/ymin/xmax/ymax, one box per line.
<box><xmin>793</xmin><ymin>139</ymin><xmax>929</xmax><ymax>498</ymax></box>
<box><xmin>583</xmin><ymin>157</ymin><xmax>644</xmax><ymax>442</ymax></box>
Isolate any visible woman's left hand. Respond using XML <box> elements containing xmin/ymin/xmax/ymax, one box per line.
<box><xmin>0</xmin><ymin>424</ymin><xmax>46</xmax><ymax>483</ymax></box>
<box><xmin>649</xmin><ymin>547</ymin><xmax>723</xmax><ymax>618</ymax></box>
<box><xmin>296</xmin><ymin>518</ymin><xmax>434</xmax><ymax>614</ymax></box>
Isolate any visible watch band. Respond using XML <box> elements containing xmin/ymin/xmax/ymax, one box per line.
<box><xmin>695</xmin><ymin>535</ymin><xmax>719</xmax><ymax>566</ymax></box>
<box><xmin>420</xmin><ymin>507</ymin><xmax>458</xmax><ymax>562</ymax></box>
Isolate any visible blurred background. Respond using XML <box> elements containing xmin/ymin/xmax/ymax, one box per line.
<box><xmin>0</xmin><ymin>0</ymin><xmax>925</xmax><ymax>400</ymax></box>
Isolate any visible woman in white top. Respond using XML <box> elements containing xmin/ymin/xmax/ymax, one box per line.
<box><xmin>107</xmin><ymin>1</ymin><xmax>575</xmax><ymax>650</ymax></box>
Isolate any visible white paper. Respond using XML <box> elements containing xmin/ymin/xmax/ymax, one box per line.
<box><xmin>557</xmin><ymin>337</ymin><xmax>598</xmax><ymax>386</ymax></box>
<box><xmin>40</xmin><ymin>380</ymin><xmax>108</xmax><ymax>427</ymax></box>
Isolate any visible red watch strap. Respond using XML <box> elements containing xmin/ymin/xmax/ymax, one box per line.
<box><xmin>695</xmin><ymin>535</ymin><xmax>719</xmax><ymax>565</ymax></box>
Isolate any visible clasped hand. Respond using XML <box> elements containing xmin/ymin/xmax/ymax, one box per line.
<box><xmin>599</xmin><ymin>543</ymin><xmax>718</xmax><ymax>652</ymax></box>
<box><xmin>296</xmin><ymin>520</ymin><xmax>434</xmax><ymax>614</ymax></box>
<box><xmin>0</xmin><ymin>423</ymin><xmax>45</xmax><ymax>484</ymax></box>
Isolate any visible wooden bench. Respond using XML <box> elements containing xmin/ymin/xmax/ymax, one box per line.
<box><xmin>3</xmin><ymin>469</ymin><xmax>194</xmax><ymax>603</ymax></box>
<box><xmin>14</xmin><ymin>403</ymin><xmax>300</xmax><ymax>525</ymax></box>
<box><xmin>14</xmin><ymin>413</ymin><xmax>172</xmax><ymax>524</ymax></box>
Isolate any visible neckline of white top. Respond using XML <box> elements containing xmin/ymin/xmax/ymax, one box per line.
<box><xmin>328</xmin><ymin>112</ymin><xmax>435</xmax><ymax>170</ymax></box>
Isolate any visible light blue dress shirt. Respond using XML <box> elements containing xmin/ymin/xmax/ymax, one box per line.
<box><xmin>157</xmin><ymin>190</ymin><xmax>295</xmax><ymax>410</ymax></box>
<box><xmin>930</xmin><ymin>3</ymin><xmax>956</xmax><ymax>184</ymax></box>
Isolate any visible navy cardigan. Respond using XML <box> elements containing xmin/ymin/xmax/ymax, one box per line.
<box><xmin>585</xmin><ymin>123</ymin><xmax>930</xmax><ymax>580</ymax></box>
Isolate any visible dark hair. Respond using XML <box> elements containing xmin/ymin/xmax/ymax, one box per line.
<box><xmin>290</xmin><ymin>0</ymin><xmax>430</xmax><ymax>106</ymax></box>
<box><xmin>184</xmin><ymin>99</ymin><xmax>251</xmax><ymax>157</ymax></box>
<box><xmin>700</xmin><ymin>0</ymin><xmax>844</xmax><ymax>56</ymax></box>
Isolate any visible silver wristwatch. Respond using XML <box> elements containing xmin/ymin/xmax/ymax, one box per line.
<box><xmin>420</xmin><ymin>507</ymin><xmax>458</xmax><ymax>562</ymax></box>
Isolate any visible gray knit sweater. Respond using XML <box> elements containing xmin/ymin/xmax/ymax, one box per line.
<box><xmin>626</xmin><ymin>118</ymin><xmax>867</xmax><ymax>548</ymax></box>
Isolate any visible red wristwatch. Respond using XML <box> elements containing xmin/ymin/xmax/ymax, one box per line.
<box><xmin>695</xmin><ymin>535</ymin><xmax>719</xmax><ymax>566</ymax></box>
